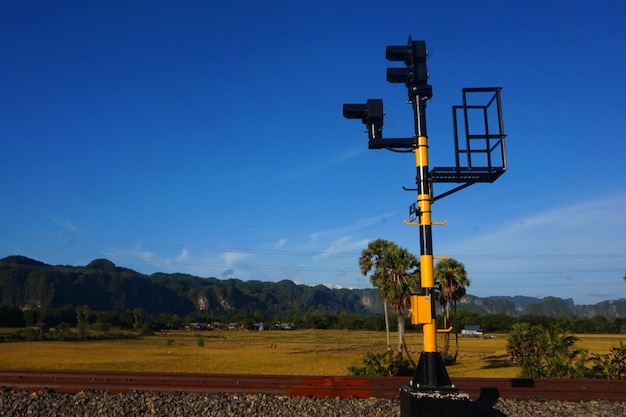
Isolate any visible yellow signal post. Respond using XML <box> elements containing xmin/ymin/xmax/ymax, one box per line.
<box><xmin>343</xmin><ymin>37</ymin><xmax>507</xmax><ymax>415</ymax></box>
<box><xmin>410</xmin><ymin>102</ymin><xmax>453</xmax><ymax>388</ymax></box>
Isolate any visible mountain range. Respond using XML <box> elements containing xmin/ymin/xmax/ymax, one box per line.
<box><xmin>1</xmin><ymin>255</ymin><xmax>625</xmax><ymax>318</ymax></box>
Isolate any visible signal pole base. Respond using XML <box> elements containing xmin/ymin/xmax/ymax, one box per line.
<box><xmin>400</xmin><ymin>352</ymin><xmax>470</xmax><ymax>417</ymax></box>
<box><xmin>412</xmin><ymin>351</ymin><xmax>452</xmax><ymax>388</ymax></box>
<box><xmin>399</xmin><ymin>385</ymin><xmax>471</xmax><ymax>417</ymax></box>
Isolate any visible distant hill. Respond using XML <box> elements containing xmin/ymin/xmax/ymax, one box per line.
<box><xmin>457</xmin><ymin>294</ymin><xmax>626</xmax><ymax>318</ymax></box>
<box><xmin>0</xmin><ymin>256</ymin><xmax>383</xmax><ymax>318</ymax></box>
<box><xmin>1</xmin><ymin>255</ymin><xmax>625</xmax><ymax>318</ymax></box>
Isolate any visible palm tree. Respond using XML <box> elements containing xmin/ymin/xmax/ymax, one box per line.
<box><xmin>359</xmin><ymin>239</ymin><xmax>393</xmax><ymax>358</ymax></box>
<box><xmin>507</xmin><ymin>322</ymin><xmax>539</xmax><ymax>365</ymax></box>
<box><xmin>359</xmin><ymin>239</ymin><xmax>420</xmax><ymax>362</ymax></box>
<box><xmin>434</xmin><ymin>258</ymin><xmax>470</xmax><ymax>362</ymax></box>
<box><xmin>537</xmin><ymin>326</ymin><xmax>583</xmax><ymax>378</ymax></box>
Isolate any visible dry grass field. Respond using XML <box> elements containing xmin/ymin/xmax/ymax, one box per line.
<box><xmin>0</xmin><ymin>329</ymin><xmax>623</xmax><ymax>377</ymax></box>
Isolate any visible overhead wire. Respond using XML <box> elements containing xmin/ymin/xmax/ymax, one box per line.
<box><xmin>1</xmin><ymin>229</ymin><xmax>625</xmax><ymax>280</ymax></box>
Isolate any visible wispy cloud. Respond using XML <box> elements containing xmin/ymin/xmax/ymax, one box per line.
<box><xmin>49</xmin><ymin>216</ymin><xmax>81</xmax><ymax>233</ymax></box>
<box><xmin>106</xmin><ymin>243</ymin><xmax>193</xmax><ymax>272</ymax></box>
<box><xmin>280</xmin><ymin>264</ymin><xmax>304</xmax><ymax>281</ymax></box>
<box><xmin>131</xmin><ymin>243</ymin><xmax>173</xmax><ymax>266</ymax></box>
<box><xmin>289</xmin><ymin>147</ymin><xmax>364</xmax><ymax>178</ymax></box>
<box><xmin>303</xmin><ymin>211</ymin><xmax>399</xmax><ymax>264</ymax></box>
<box><xmin>223</xmin><ymin>251</ymin><xmax>248</xmax><ymax>266</ymax></box>
<box><xmin>49</xmin><ymin>216</ymin><xmax>82</xmax><ymax>248</ymax></box>
<box><xmin>323</xmin><ymin>283</ymin><xmax>344</xmax><ymax>289</ymax></box>
<box><xmin>447</xmin><ymin>192</ymin><xmax>626</xmax><ymax>255</ymax></box>
<box><xmin>176</xmin><ymin>248</ymin><xmax>190</xmax><ymax>262</ymax></box>
<box><xmin>441</xmin><ymin>192</ymin><xmax>626</xmax><ymax>303</ymax></box>
<box><xmin>309</xmin><ymin>211</ymin><xmax>396</xmax><ymax>241</ymax></box>
<box><xmin>316</xmin><ymin>236</ymin><xmax>370</xmax><ymax>259</ymax></box>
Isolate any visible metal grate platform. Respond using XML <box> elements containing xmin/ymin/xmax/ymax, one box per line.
<box><xmin>429</xmin><ymin>166</ymin><xmax>505</xmax><ymax>183</ymax></box>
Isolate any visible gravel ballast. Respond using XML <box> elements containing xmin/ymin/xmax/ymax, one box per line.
<box><xmin>2</xmin><ymin>390</ymin><xmax>626</xmax><ymax>417</ymax></box>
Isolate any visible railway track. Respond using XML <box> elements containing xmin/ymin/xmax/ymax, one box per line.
<box><xmin>1</xmin><ymin>369</ymin><xmax>625</xmax><ymax>402</ymax></box>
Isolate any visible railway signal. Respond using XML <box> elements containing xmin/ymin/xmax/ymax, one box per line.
<box><xmin>343</xmin><ymin>38</ymin><xmax>507</xmax><ymax>417</ymax></box>
<box><xmin>386</xmin><ymin>37</ymin><xmax>432</xmax><ymax>100</ymax></box>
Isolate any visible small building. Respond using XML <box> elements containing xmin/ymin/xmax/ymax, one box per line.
<box><xmin>461</xmin><ymin>325</ymin><xmax>483</xmax><ymax>337</ymax></box>
<box><xmin>188</xmin><ymin>322</ymin><xmax>209</xmax><ymax>330</ymax></box>
<box><xmin>275</xmin><ymin>321</ymin><xmax>294</xmax><ymax>330</ymax></box>
<box><xmin>32</xmin><ymin>322</ymin><xmax>49</xmax><ymax>333</ymax></box>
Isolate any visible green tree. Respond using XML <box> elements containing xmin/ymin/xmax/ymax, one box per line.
<box><xmin>434</xmin><ymin>258</ymin><xmax>470</xmax><ymax>362</ymax></box>
<box><xmin>454</xmin><ymin>309</ymin><xmax>481</xmax><ymax>330</ymax></box>
<box><xmin>508</xmin><ymin>323</ymin><xmax>585</xmax><ymax>378</ymax></box>
<box><xmin>480</xmin><ymin>313</ymin><xmax>514</xmax><ymax>333</ymax></box>
<box><xmin>132</xmin><ymin>308</ymin><xmax>143</xmax><ymax>331</ymax></box>
<box><xmin>23</xmin><ymin>308</ymin><xmax>43</xmax><ymax>327</ymax></box>
<box><xmin>359</xmin><ymin>239</ymin><xmax>420</xmax><ymax>363</ymax></box>
<box><xmin>537</xmin><ymin>326</ymin><xmax>585</xmax><ymax>378</ymax></box>
<box><xmin>359</xmin><ymin>239</ymin><xmax>393</xmax><ymax>357</ymax></box>
<box><xmin>75</xmin><ymin>305</ymin><xmax>91</xmax><ymax>337</ymax></box>
<box><xmin>0</xmin><ymin>305</ymin><xmax>25</xmax><ymax>327</ymax></box>
<box><xmin>507</xmin><ymin>322</ymin><xmax>539</xmax><ymax>370</ymax></box>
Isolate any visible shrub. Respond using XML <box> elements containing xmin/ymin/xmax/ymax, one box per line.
<box><xmin>507</xmin><ymin>324</ymin><xmax>583</xmax><ymax>378</ymax></box>
<box><xmin>508</xmin><ymin>324</ymin><xmax>626</xmax><ymax>379</ymax></box>
<box><xmin>348</xmin><ymin>350</ymin><xmax>413</xmax><ymax>376</ymax></box>
<box><xmin>583</xmin><ymin>342</ymin><xmax>626</xmax><ymax>379</ymax></box>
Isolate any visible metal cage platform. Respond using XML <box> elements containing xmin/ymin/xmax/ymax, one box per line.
<box><xmin>437</xmin><ymin>87</ymin><xmax>506</xmax><ymax>184</ymax></box>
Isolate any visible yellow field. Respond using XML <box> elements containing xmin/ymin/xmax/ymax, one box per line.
<box><xmin>0</xmin><ymin>330</ymin><xmax>623</xmax><ymax>377</ymax></box>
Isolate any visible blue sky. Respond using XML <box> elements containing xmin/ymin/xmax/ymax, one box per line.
<box><xmin>1</xmin><ymin>1</ymin><xmax>625</xmax><ymax>305</ymax></box>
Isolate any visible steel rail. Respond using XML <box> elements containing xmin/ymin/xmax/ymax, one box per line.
<box><xmin>1</xmin><ymin>370</ymin><xmax>625</xmax><ymax>402</ymax></box>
